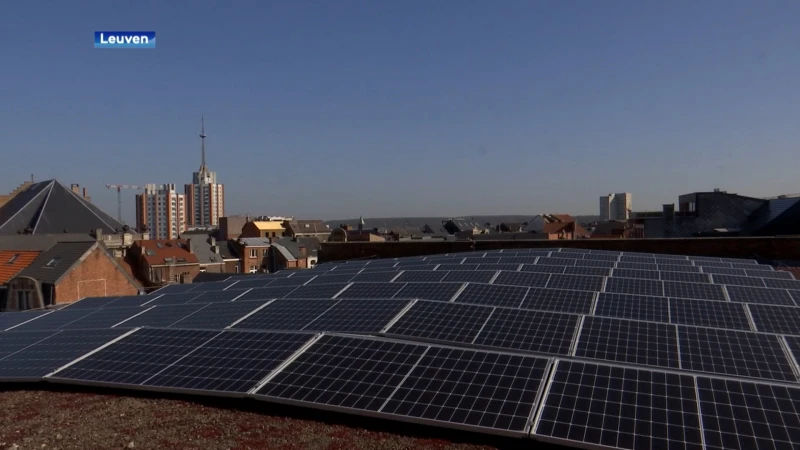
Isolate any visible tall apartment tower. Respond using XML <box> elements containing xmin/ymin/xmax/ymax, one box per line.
<box><xmin>185</xmin><ymin>116</ymin><xmax>224</xmax><ymax>229</ymax></box>
<box><xmin>599</xmin><ymin>193</ymin><xmax>632</xmax><ymax>221</ymax></box>
<box><xmin>135</xmin><ymin>184</ymin><xmax>187</xmax><ymax>239</ymax></box>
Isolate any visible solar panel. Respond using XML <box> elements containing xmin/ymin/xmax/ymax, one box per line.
<box><xmin>658</xmin><ymin>264</ymin><xmax>702</xmax><ymax>273</ymax></box>
<box><xmin>747</xmin><ymin>304</ymin><xmax>800</xmax><ymax>334</ymax></box>
<box><xmin>604</xmin><ymin>277</ymin><xmax>664</xmax><ymax>297</ymax></box>
<box><xmin>66</xmin><ymin>296</ymin><xmax>122</xmax><ymax>310</ymax></box>
<box><xmin>710</xmin><ymin>274</ymin><xmax>766</xmax><ymax>288</ymax></box>
<box><xmin>0</xmin><ymin>311</ymin><xmax>51</xmax><ymax>331</ymax></box>
<box><xmin>536</xmin><ymin>257</ymin><xmax>577</xmax><ymax>267</ymax></box>
<box><xmin>453</xmin><ymin>283</ymin><xmax>530</xmax><ymax>308</ymax></box>
<box><xmin>285</xmin><ymin>283</ymin><xmax>349</xmax><ymax>299</ymax></box>
<box><xmin>256</xmin><ymin>335</ymin><xmax>427</xmax><ymax>412</ymax></box>
<box><xmin>546</xmin><ymin>274</ymin><xmax>604</xmax><ymax>292</ymax></box>
<box><xmin>582</xmin><ymin>253</ymin><xmax>619</xmax><ymax>262</ymax></box>
<box><xmin>393</xmin><ymin>270</ymin><xmax>448</xmax><ymax>283</ymax></box>
<box><xmin>57</xmin><ymin>306</ymin><xmax>147</xmax><ymax>330</ymax></box>
<box><xmin>168</xmin><ymin>301</ymin><xmax>266</xmax><ymax>330</ymax></box>
<box><xmin>522</xmin><ymin>288</ymin><xmax>594</xmax><ymax>314</ymax></box>
<box><xmin>0</xmin><ymin>329</ymin><xmax>129</xmax><ymax>380</ymax></box>
<box><xmin>519</xmin><ymin>264</ymin><xmax>565</xmax><ymax>274</ymax></box>
<box><xmin>589</xmin><ymin>249</ymin><xmax>621</xmax><ymax>256</ymax></box>
<box><xmin>350</xmin><ymin>272</ymin><xmax>401</xmax><ymax>283</ymax></box>
<box><xmin>493</xmin><ymin>271</ymin><xmax>550</xmax><ymax>288</ymax></box>
<box><xmin>385</xmin><ymin>301</ymin><xmax>493</xmax><ymax>344</ymax></box>
<box><xmin>663</xmin><ymin>281</ymin><xmax>726</xmax><ymax>301</ymax></box>
<box><xmin>146</xmin><ymin>293</ymin><xmax>202</xmax><ymax>306</ymax></box>
<box><xmin>615</xmin><ymin>262</ymin><xmax>658</xmax><ymax>271</ymax></box>
<box><xmin>189</xmin><ymin>290</ymin><xmax>246</xmax><ymax>304</ymax></box>
<box><xmin>267</xmin><ymin>276</ymin><xmax>315</xmax><ymax>287</ymax></box>
<box><xmin>10</xmin><ymin>308</ymin><xmax>99</xmax><ymax>331</ymax></box>
<box><xmin>575</xmin><ymin>317</ymin><xmax>679</xmax><ymax>368</ymax></box>
<box><xmin>494</xmin><ymin>256</ymin><xmax>539</xmax><ymax>265</ymax></box>
<box><xmin>473</xmin><ymin>309</ymin><xmax>578</xmax><ymax>355</ymax></box>
<box><xmin>463</xmin><ymin>256</ymin><xmax>501</xmax><ymax>265</ymax></box>
<box><xmin>229</xmin><ymin>279</ymin><xmax>272</xmax><ymax>290</ymax></box>
<box><xmin>191</xmin><ymin>281</ymin><xmax>237</xmax><ymax>292</ymax></box>
<box><xmin>653</xmin><ymin>258</ymin><xmax>692</xmax><ymax>266</ymax></box>
<box><xmin>749</xmin><ymin>270</ymin><xmax>794</xmax><ymax>279</ymax></box>
<box><xmin>550</xmin><ymin>252</ymin><xmax>583</xmax><ymax>260</ymax></box>
<box><xmin>563</xmin><ymin>266</ymin><xmax>611</xmax><ymax>277</ymax></box>
<box><xmin>696</xmin><ymin>377</ymin><xmax>800</xmax><ymax>450</ymax></box>
<box><xmin>658</xmin><ymin>272</ymin><xmax>709</xmax><ymax>284</ymax></box>
<box><xmin>232</xmin><ymin>299</ymin><xmax>335</xmax><ymax>330</ymax></box>
<box><xmin>669</xmin><ymin>298</ymin><xmax>752</xmax><ymax>331</ymax></box>
<box><xmin>140</xmin><ymin>330</ymin><xmax>312</xmax><ymax>393</ymax></box>
<box><xmin>235</xmin><ymin>286</ymin><xmax>299</xmax><ymax>301</ymax></box>
<box><xmin>611</xmin><ymin>268</ymin><xmax>660</xmax><ymax>280</ymax></box>
<box><xmin>573</xmin><ymin>259</ymin><xmax>617</xmax><ymax>269</ymax></box>
<box><xmin>116</xmin><ymin>304</ymin><xmax>207</xmax><ymax>328</ymax></box>
<box><xmin>0</xmin><ymin>331</ymin><xmax>56</xmax><ymax>360</ymax></box>
<box><xmin>441</xmin><ymin>270</ymin><xmax>497</xmax><ymax>284</ymax></box>
<box><xmin>725</xmin><ymin>285</ymin><xmax>795</xmax><ymax>306</ymax></box>
<box><xmin>436</xmin><ymin>264</ymin><xmax>477</xmax><ymax>271</ymax></box>
<box><xmin>305</xmin><ymin>299</ymin><xmax>409</xmax><ymax>333</ymax></box>
<box><xmin>336</xmin><ymin>282</ymin><xmax>405</xmax><ymax>299</ymax></box>
<box><xmin>534</xmin><ymin>361</ymin><xmax>703</xmax><ymax>450</ymax></box>
<box><xmin>558</xmin><ymin>248</ymin><xmax>589</xmax><ymax>254</ymax></box>
<box><xmin>48</xmin><ymin>328</ymin><xmax>221</xmax><ymax>386</ymax></box>
<box><xmin>304</xmin><ymin>274</ymin><xmax>356</xmax><ymax>285</ymax></box>
<box><xmin>698</xmin><ymin>267</ymin><xmax>747</xmax><ymax>277</ymax></box>
<box><xmin>693</xmin><ymin>261</ymin><xmax>734</xmax><ymax>269</ymax></box>
<box><xmin>392</xmin><ymin>282</ymin><xmax>463</xmax><ymax>301</ymax></box>
<box><xmin>619</xmin><ymin>256</ymin><xmax>656</xmax><ymax>264</ymax></box>
<box><xmin>594</xmin><ymin>293</ymin><xmax>669</xmax><ymax>322</ymax></box>
<box><xmin>677</xmin><ymin>327</ymin><xmax>796</xmax><ymax>382</ymax></box>
<box><xmin>380</xmin><ymin>347</ymin><xmax>550</xmax><ymax>433</ymax></box>
<box><xmin>762</xmin><ymin>278</ymin><xmax>800</xmax><ymax>290</ymax></box>
<box><xmin>151</xmin><ymin>284</ymin><xmax>196</xmax><ymax>295</ymax></box>
<box><xmin>476</xmin><ymin>263</ymin><xmax>522</xmax><ymax>272</ymax></box>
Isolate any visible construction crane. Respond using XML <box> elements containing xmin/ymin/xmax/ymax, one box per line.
<box><xmin>106</xmin><ymin>184</ymin><xmax>144</xmax><ymax>223</ymax></box>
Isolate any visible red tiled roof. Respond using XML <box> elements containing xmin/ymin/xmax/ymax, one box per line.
<box><xmin>0</xmin><ymin>250</ymin><xmax>41</xmax><ymax>284</ymax></box>
<box><xmin>135</xmin><ymin>239</ymin><xmax>199</xmax><ymax>266</ymax></box>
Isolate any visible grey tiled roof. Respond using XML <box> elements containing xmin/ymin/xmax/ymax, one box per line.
<box><xmin>0</xmin><ymin>234</ymin><xmax>96</xmax><ymax>252</ymax></box>
<box><xmin>0</xmin><ymin>180</ymin><xmax>124</xmax><ymax>235</ymax></box>
<box><xmin>272</xmin><ymin>237</ymin><xmax>320</xmax><ymax>259</ymax></box>
<box><xmin>188</xmin><ymin>238</ymin><xmax>238</xmax><ymax>265</ymax></box>
<box><xmin>239</xmin><ymin>237</ymin><xmax>271</xmax><ymax>247</ymax></box>
<box><xmin>17</xmin><ymin>241</ymin><xmax>97</xmax><ymax>284</ymax></box>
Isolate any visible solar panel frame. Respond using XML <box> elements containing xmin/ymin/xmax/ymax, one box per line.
<box><xmin>677</xmin><ymin>326</ymin><xmax>797</xmax><ymax>382</ymax></box>
<box><xmin>669</xmin><ymin>298</ymin><xmax>752</xmax><ymax>331</ymax></box>
<box><xmin>663</xmin><ymin>281</ymin><xmax>727</xmax><ymax>301</ymax></box>
<box><xmin>384</xmin><ymin>301</ymin><xmax>494</xmax><ymax>344</ymax></box>
<box><xmin>762</xmin><ymin>278</ymin><xmax>800</xmax><ymax>290</ymax></box>
<box><xmin>336</xmin><ymin>282</ymin><xmax>406</xmax><ymax>299</ymax></box>
<box><xmin>546</xmin><ymin>274</ymin><xmax>605</xmax><ymax>292</ymax></box>
<box><xmin>452</xmin><ymin>283</ymin><xmax>530</xmax><ymax>308</ymax></box>
<box><xmin>472</xmin><ymin>308</ymin><xmax>579</xmax><ymax>355</ymax></box>
<box><xmin>304</xmin><ymin>299</ymin><xmax>411</xmax><ymax>333</ymax></box>
<box><xmin>522</xmin><ymin>288</ymin><xmax>594</xmax><ymax>314</ymax></box>
<box><xmin>594</xmin><ymin>293</ymin><xmax>670</xmax><ymax>322</ymax></box>
<box><xmin>575</xmin><ymin>316</ymin><xmax>680</xmax><ymax>369</ymax></box>
<box><xmin>533</xmin><ymin>361</ymin><xmax>704</xmax><ymax>450</ymax></box>
<box><xmin>493</xmin><ymin>271</ymin><xmax>550</xmax><ymax>288</ymax></box>
<box><xmin>604</xmin><ymin>277</ymin><xmax>665</xmax><ymax>297</ymax></box>
<box><xmin>725</xmin><ymin>285</ymin><xmax>796</xmax><ymax>306</ymax></box>
<box><xmin>747</xmin><ymin>304</ymin><xmax>800</xmax><ymax>334</ymax></box>
<box><xmin>710</xmin><ymin>274</ymin><xmax>767</xmax><ymax>288</ymax></box>
<box><xmin>392</xmin><ymin>282</ymin><xmax>464</xmax><ymax>302</ymax></box>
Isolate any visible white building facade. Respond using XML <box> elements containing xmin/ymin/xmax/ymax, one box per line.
<box><xmin>599</xmin><ymin>193</ymin><xmax>632</xmax><ymax>221</ymax></box>
<box><xmin>135</xmin><ymin>184</ymin><xmax>187</xmax><ymax>239</ymax></box>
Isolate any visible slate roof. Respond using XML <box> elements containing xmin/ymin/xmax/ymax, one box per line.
<box><xmin>238</xmin><ymin>237</ymin><xmax>271</xmax><ymax>247</ymax></box>
<box><xmin>0</xmin><ymin>180</ymin><xmax>124</xmax><ymax>235</ymax></box>
<box><xmin>272</xmin><ymin>237</ymin><xmax>321</xmax><ymax>259</ymax></box>
<box><xmin>745</xmin><ymin>198</ymin><xmax>800</xmax><ymax>236</ymax></box>
<box><xmin>17</xmin><ymin>241</ymin><xmax>97</xmax><ymax>284</ymax></box>
<box><xmin>0</xmin><ymin>250</ymin><xmax>40</xmax><ymax>284</ymax></box>
<box><xmin>187</xmin><ymin>237</ymin><xmax>239</xmax><ymax>265</ymax></box>
<box><xmin>0</xmin><ymin>234</ymin><xmax>96</xmax><ymax>252</ymax></box>
<box><xmin>285</xmin><ymin>220</ymin><xmax>330</xmax><ymax>235</ymax></box>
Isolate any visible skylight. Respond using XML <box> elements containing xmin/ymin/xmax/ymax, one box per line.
<box><xmin>156</xmin><ymin>243</ymin><xmax>163</xmax><ymax>248</ymax></box>
<box><xmin>45</xmin><ymin>257</ymin><xmax>62</xmax><ymax>268</ymax></box>
<box><xmin>7</xmin><ymin>254</ymin><xmax>19</xmax><ymax>264</ymax></box>
<box><xmin>145</xmin><ymin>249</ymin><xmax>157</xmax><ymax>256</ymax></box>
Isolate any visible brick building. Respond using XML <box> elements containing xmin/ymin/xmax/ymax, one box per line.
<box><xmin>283</xmin><ymin>220</ymin><xmax>331</xmax><ymax>240</ymax></box>
<box><xmin>218</xmin><ymin>216</ymin><xmax>248</xmax><ymax>240</ymax></box>
<box><xmin>268</xmin><ymin>237</ymin><xmax>321</xmax><ymax>271</ymax></box>
<box><xmin>235</xmin><ymin>237</ymin><xmax>271</xmax><ymax>273</ymax></box>
<box><xmin>240</xmin><ymin>221</ymin><xmax>285</xmax><ymax>239</ymax></box>
<box><xmin>128</xmin><ymin>239</ymin><xmax>200</xmax><ymax>285</ymax></box>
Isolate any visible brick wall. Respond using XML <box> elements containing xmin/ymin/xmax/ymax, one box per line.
<box><xmin>55</xmin><ymin>247</ymin><xmax>140</xmax><ymax>304</ymax></box>
<box><xmin>319</xmin><ymin>237</ymin><xmax>800</xmax><ymax>262</ymax></box>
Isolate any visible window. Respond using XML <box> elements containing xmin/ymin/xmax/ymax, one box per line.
<box><xmin>249</xmin><ymin>248</ymin><xmax>256</xmax><ymax>258</ymax></box>
<box><xmin>263</xmin><ymin>248</ymin><xmax>269</xmax><ymax>256</ymax></box>
<box><xmin>249</xmin><ymin>266</ymin><xmax>258</xmax><ymax>273</ymax></box>
<box><xmin>16</xmin><ymin>291</ymin><xmax>30</xmax><ymax>310</ymax></box>
<box><xmin>156</xmin><ymin>243</ymin><xmax>163</xmax><ymax>248</ymax></box>
<box><xmin>45</xmin><ymin>257</ymin><xmax>61</xmax><ymax>268</ymax></box>
<box><xmin>176</xmin><ymin>257</ymin><xmax>186</xmax><ymax>263</ymax></box>
<box><xmin>7</xmin><ymin>254</ymin><xmax>19</xmax><ymax>264</ymax></box>
<box><xmin>164</xmin><ymin>257</ymin><xmax>174</xmax><ymax>263</ymax></box>
<box><xmin>199</xmin><ymin>268</ymin><xmax>207</xmax><ymax>273</ymax></box>
<box><xmin>235</xmin><ymin>265</ymin><xmax>239</xmax><ymax>273</ymax></box>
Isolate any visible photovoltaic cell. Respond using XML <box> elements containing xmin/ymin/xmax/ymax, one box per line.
<box><xmin>392</xmin><ymin>282</ymin><xmax>463</xmax><ymax>301</ymax></box>
<box><xmin>305</xmin><ymin>299</ymin><xmax>409</xmax><ymax>333</ymax></box>
<box><xmin>748</xmin><ymin>270</ymin><xmax>794</xmax><ymax>279</ymax></box>
<box><xmin>380</xmin><ymin>347</ymin><xmax>550</xmax><ymax>433</ymax></box>
<box><xmin>653</xmin><ymin>258</ymin><xmax>692</xmax><ymax>266</ymax></box>
<box><xmin>0</xmin><ymin>331</ymin><xmax>56</xmax><ymax>360</ymax></box>
<box><xmin>611</xmin><ymin>268</ymin><xmax>660</xmax><ymax>280</ymax></box>
<box><xmin>168</xmin><ymin>300</ymin><xmax>266</xmax><ymax>330</ymax></box>
<box><xmin>0</xmin><ymin>311</ymin><xmax>51</xmax><ymax>331</ymax></box>
<box><xmin>699</xmin><ymin>267</ymin><xmax>746</xmax><ymax>276</ymax></box>
<box><xmin>304</xmin><ymin>274</ymin><xmax>356</xmax><ymax>285</ymax></box>
<box><xmin>441</xmin><ymin>270</ymin><xmax>496</xmax><ymax>284</ymax></box>
<box><xmin>663</xmin><ymin>281</ymin><xmax>726</xmax><ymax>301</ymax></box>
<box><xmin>563</xmin><ymin>266</ymin><xmax>611</xmax><ymax>277</ymax></box>
<box><xmin>658</xmin><ymin>264</ymin><xmax>702</xmax><ymax>273</ymax></box>
<box><xmin>546</xmin><ymin>274</ymin><xmax>604</xmax><ymax>292</ymax></box>
<box><xmin>534</xmin><ymin>361</ymin><xmax>703</xmax><ymax>450</ymax></box>
<box><xmin>615</xmin><ymin>262</ymin><xmax>658</xmax><ymax>271</ymax></box>
<box><xmin>576</xmin><ymin>317</ymin><xmax>679</xmax><ymax>368</ymax></box>
<box><xmin>660</xmin><ymin>271</ymin><xmax>710</xmax><ymax>284</ymax></box>
<box><xmin>232</xmin><ymin>299</ymin><xmax>335</xmax><ymax>330</ymax></box>
<box><xmin>710</xmin><ymin>274</ymin><xmax>766</xmax><ymax>288</ymax></box>
<box><xmin>536</xmin><ymin>257</ymin><xmax>577</xmax><ymax>267</ymax></box>
<box><xmin>594</xmin><ymin>293</ymin><xmax>669</xmax><ymax>322</ymax></box>
<box><xmin>49</xmin><ymin>328</ymin><xmax>221</xmax><ymax>385</ymax></box>
<box><xmin>235</xmin><ymin>286</ymin><xmax>299</xmax><ymax>301</ymax></box>
<box><xmin>522</xmin><ymin>288</ymin><xmax>594</xmax><ymax>314</ymax></box>
<box><xmin>394</xmin><ymin>271</ymin><xmax>448</xmax><ymax>283</ymax></box>
<box><xmin>669</xmin><ymin>298</ymin><xmax>752</xmax><ymax>331</ymax></box>
<box><xmin>336</xmin><ymin>282</ymin><xmax>406</xmax><ymax>299</ymax></box>
<box><xmin>519</xmin><ymin>264</ymin><xmax>565</xmax><ymax>274</ymax></box>
<box><xmin>677</xmin><ymin>326</ymin><xmax>796</xmax><ymax>382</ymax></box>
<box><xmin>747</xmin><ymin>304</ymin><xmax>800</xmax><ymax>334</ymax></box>
<box><xmin>67</xmin><ymin>296</ymin><xmax>122</xmax><ymax>310</ymax></box>
<box><xmin>191</xmin><ymin>281</ymin><xmax>237</xmax><ymax>292</ymax></box>
<box><xmin>285</xmin><ymin>283</ymin><xmax>349</xmax><ymax>299</ymax></box>
<box><xmin>11</xmin><ymin>309</ymin><xmax>99</xmax><ymax>331</ymax></box>
<box><xmin>473</xmin><ymin>309</ymin><xmax>578</xmax><ymax>355</ymax></box>
<box><xmin>386</xmin><ymin>301</ymin><xmax>493</xmax><ymax>344</ymax></box>
<box><xmin>57</xmin><ymin>306</ymin><xmax>147</xmax><ymax>330</ymax></box>
<box><xmin>696</xmin><ymin>377</ymin><xmax>800</xmax><ymax>450</ymax></box>
<box><xmin>229</xmin><ymin>279</ymin><xmax>272</xmax><ymax>290</ymax></box>
<box><xmin>763</xmin><ymin>278</ymin><xmax>800</xmax><ymax>290</ymax></box>
<box><xmin>116</xmin><ymin>304</ymin><xmax>207</xmax><ymax>328</ymax></box>
<box><xmin>350</xmin><ymin>272</ymin><xmax>401</xmax><ymax>283</ymax></box>
<box><xmin>453</xmin><ymin>283</ymin><xmax>530</xmax><ymax>308</ymax></box>
<box><xmin>694</xmin><ymin>261</ymin><xmax>734</xmax><ymax>269</ymax></box>
<box><xmin>619</xmin><ymin>256</ymin><xmax>656</xmax><ymax>264</ymax></box>
<box><xmin>437</xmin><ymin>264</ymin><xmax>478</xmax><ymax>271</ymax></box>
<box><xmin>189</xmin><ymin>290</ymin><xmax>246</xmax><ymax>304</ymax></box>
<box><xmin>151</xmin><ymin>284</ymin><xmax>196</xmax><ymax>295</ymax></box>
<box><xmin>493</xmin><ymin>271</ymin><xmax>550</xmax><ymax>288</ymax></box>
<box><xmin>142</xmin><ymin>331</ymin><xmax>311</xmax><ymax>393</ymax></box>
<box><xmin>0</xmin><ymin>329</ymin><xmax>129</xmax><ymax>380</ymax></box>
<box><xmin>725</xmin><ymin>285</ymin><xmax>795</xmax><ymax>306</ymax></box>
<box><xmin>783</xmin><ymin>336</ymin><xmax>800</xmax><ymax>367</ymax></box>
<box><xmin>256</xmin><ymin>335</ymin><xmax>427</xmax><ymax>412</ymax></box>
<box><xmin>604</xmin><ymin>277</ymin><xmax>664</xmax><ymax>297</ymax></box>
<box><xmin>267</xmin><ymin>277</ymin><xmax>315</xmax><ymax>287</ymax></box>
<box><xmin>145</xmin><ymin>293</ymin><xmax>202</xmax><ymax>306</ymax></box>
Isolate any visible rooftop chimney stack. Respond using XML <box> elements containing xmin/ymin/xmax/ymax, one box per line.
<box><xmin>186</xmin><ymin>238</ymin><xmax>193</xmax><ymax>254</ymax></box>
<box><xmin>94</xmin><ymin>228</ymin><xmax>103</xmax><ymax>242</ymax></box>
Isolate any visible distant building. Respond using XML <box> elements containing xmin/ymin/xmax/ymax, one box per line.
<box><xmin>329</xmin><ymin>219</ymin><xmax>386</xmax><ymax>242</ymax></box>
<box><xmin>600</xmin><ymin>193</ymin><xmax>632</xmax><ymax>221</ymax></box>
<box><xmin>240</xmin><ymin>221</ymin><xmax>285</xmax><ymax>239</ymax></box>
<box><xmin>0</xmin><ymin>180</ymin><xmax>33</xmax><ymax>209</ymax></box>
<box><xmin>128</xmin><ymin>239</ymin><xmax>199</xmax><ymax>285</ymax></box>
<box><xmin>235</xmin><ymin>237</ymin><xmax>271</xmax><ymax>273</ymax></box>
<box><xmin>269</xmin><ymin>237</ymin><xmax>321</xmax><ymax>272</ymax></box>
<box><xmin>184</xmin><ymin>116</ymin><xmax>224</xmax><ymax>229</ymax></box>
<box><xmin>522</xmin><ymin>214</ymin><xmax>588</xmax><ymax>239</ymax></box>
<box><xmin>283</xmin><ymin>219</ymin><xmax>331</xmax><ymax>240</ymax></box>
<box><xmin>135</xmin><ymin>184</ymin><xmax>187</xmax><ymax>240</ymax></box>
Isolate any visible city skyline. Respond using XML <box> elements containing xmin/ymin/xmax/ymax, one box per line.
<box><xmin>2</xmin><ymin>2</ymin><xmax>800</xmax><ymax>221</ymax></box>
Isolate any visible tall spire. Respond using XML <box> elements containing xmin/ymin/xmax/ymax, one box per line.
<box><xmin>199</xmin><ymin>115</ymin><xmax>207</xmax><ymax>171</ymax></box>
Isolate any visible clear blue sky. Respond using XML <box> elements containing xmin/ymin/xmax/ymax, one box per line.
<box><xmin>2</xmin><ymin>1</ymin><xmax>799</xmax><ymax>223</ymax></box>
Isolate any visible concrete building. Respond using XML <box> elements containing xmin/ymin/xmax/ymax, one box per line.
<box><xmin>135</xmin><ymin>184</ymin><xmax>187</xmax><ymax>240</ymax></box>
<box><xmin>185</xmin><ymin>116</ymin><xmax>224</xmax><ymax>229</ymax></box>
<box><xmin>599</xmin><ymin>193</ymin><xmax>632</xmax><ymax>221</ymax></box>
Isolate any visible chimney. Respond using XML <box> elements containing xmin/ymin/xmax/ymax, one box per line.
<box><xmin>208</xmin><ymin>237</ymin><xmax>216</xmax><ymax>246</ymax></box>
<box><xmin>83</xmin><ymin>187</ymin><xmax>88</xmax><ymax>198</ymax></box>
<box><xmin>186</xmin><ymin>238</ymin><xmax>193</xmax><ymax>254</ymax></box>
<box><xmin>71</xmin><ymin>184</ymin><xmax>80</xmax><ymax>194</ymax></box>
<box><xmin>94</xmin><ymin>228</ymin><xmax>103</xmax><ymax>242</ymax></box>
